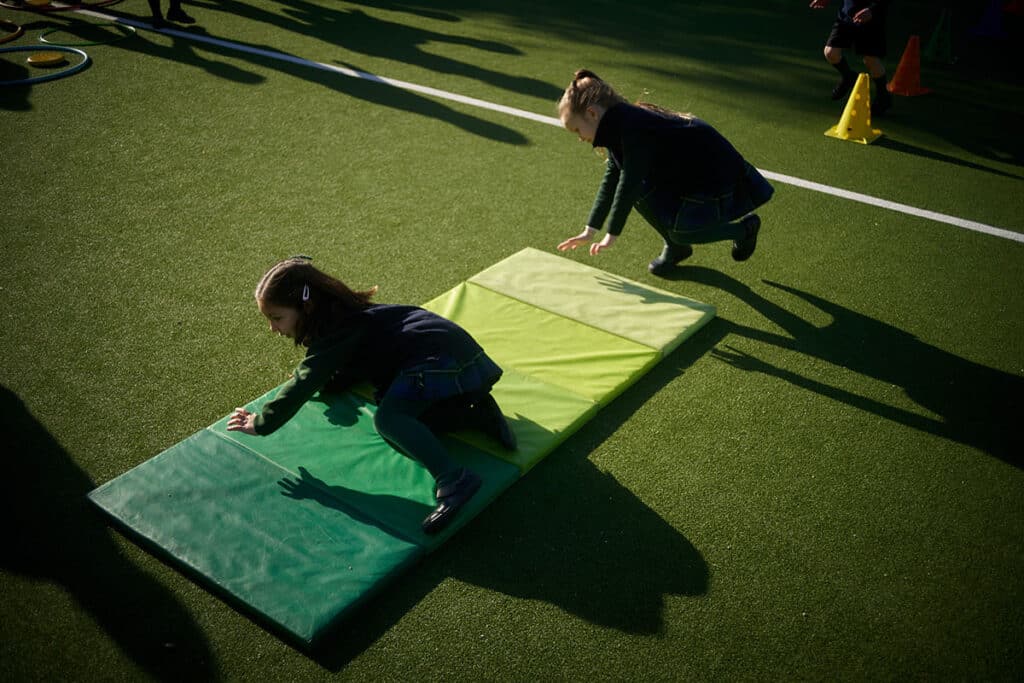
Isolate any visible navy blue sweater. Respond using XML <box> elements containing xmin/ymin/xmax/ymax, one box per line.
<box><xmin>254</xmin><ymin>304</ymin><xmax>487</xmax><ymax>435</ymax></box>
<box><xmin>587</xmin><ymin>103</ymin><xmax>746</xmax><ymax>236</ymax></box>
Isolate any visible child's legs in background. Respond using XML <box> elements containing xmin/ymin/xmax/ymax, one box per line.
<box><xmin>824</xmin><ymin>44</ymin><xmax>845</xmax><ymax>65</ymax></box>
<box><xmin>375</xmin><ymin>395</ymin><xmax>464</xmax><ymax>488</ymax></box>
<box><xmin>862</xmin><ymin>55</ymin><xmax>885</xmax><ymax>79</ymax></box>
<box><xmin>851</xmin><ymin>14</ymin><xmax>888</xmax><ymax>91</ymax></box>
<box><xmin>824</xmin><ymin>21</ymin><xmax>858</xmax><ymax>99</ymax></box>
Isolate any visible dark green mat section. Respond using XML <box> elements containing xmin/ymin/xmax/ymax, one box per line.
<box><xmin>88</xmin><ymin>249</ymin><xmax>715</xmax><ymax>648</ymax></box>
<box><xmin>208</xmin><ymin>390</ymin><xmax>521</xmax><ymax>548</ymax></box>
<box><xmin>88</xmin><ymin>427</ymin><xmax>426</xmax><ymax>645</ymax></box>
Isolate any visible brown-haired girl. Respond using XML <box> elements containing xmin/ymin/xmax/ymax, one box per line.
<box><xmin>556</xmin><ymin>70</ymin><xmax>774</xmax><ymax>276</ymax></box>
<box><xmin>227</xmin><ymin>257</ymin><xmax>516</xmax><ymax>535</ymax></box>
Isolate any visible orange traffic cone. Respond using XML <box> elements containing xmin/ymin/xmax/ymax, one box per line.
<box><xmin>888</xmin><ymin>35</ymin><xmax>931</xmax><ymax>96</ymax></box>
<box><xmin>825</xmin><ymin>73</ymin><xmax>882</xmax><ymax>144</ymax></box>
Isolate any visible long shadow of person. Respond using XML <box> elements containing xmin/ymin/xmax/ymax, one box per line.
<box><xmin>58</xmin><ymin>11</ymin><xmax>530</xmax><ymax>144</ymax></box>
<box><xmin>19</xmin><ymin>16</ymin><xmax>266</xmax><ymax>84</ymax></box>
<box><xmin>670</xmin><ymin>267</ymin><xmax>1022</xmax><ymax>469</ymax></box>
<box><xmin>186</xmin><ymin>0</ymin><xmax>563</xmax><ymax>101</ymax></box>
<box><xmin>0</xmin><ymin>385</ymin><xmax>217</xmax><ymax>682</ymax></box>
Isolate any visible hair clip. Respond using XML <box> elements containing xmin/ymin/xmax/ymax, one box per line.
<box><xmin>302</xmin><ymin>284</ymin><xmax>310</xmax><ymax>302</ymax></box>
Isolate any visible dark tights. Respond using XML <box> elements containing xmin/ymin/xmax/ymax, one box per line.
<box><xmin>374</xmin><ymin>392</ymin><xmax>481</xmax><ymax>489</ymax></box>
<box><xmin>147</xmin><ymin>0</ymin><xmax>182</xmax><ymax>17</ymax></box>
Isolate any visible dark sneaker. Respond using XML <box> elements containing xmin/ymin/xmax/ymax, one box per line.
<box><xmin>422</xmin><ymin>469</ymin><xmax>482</xmax><ymax>535</ymax></box>
<box><xmin>648</xmin><ymin>242</ymin><xmax>693</xmax><ymax>276</ymax></box>
<box><xmin>151</xmin><ymin>15</ymin><xmax>169</xmax><ymax>29</ymax></box>
<box><xmin>831</xmin><ymin>74</ymin><xmax>856</xmax><ymax>101</ymax></box>
<box><xmin>166</xmin><ymin>8</ymin><xmax>196</xmax><ymax>23</ymax></box>
<box><xmin>731</xmin><ymin>214</ymin><xmax>761</xmax><ymax>262</ymax></box>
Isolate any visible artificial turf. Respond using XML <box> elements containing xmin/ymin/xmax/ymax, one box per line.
<box><xmin>2</xmin><ymin>0</ymin><xmax>1022</xmax><ymax>680</ymax></box>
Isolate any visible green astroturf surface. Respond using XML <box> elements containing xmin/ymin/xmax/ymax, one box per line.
<box><xmin>87</xmin><ymin>248</ymin><xmax>714</xmax><ymax>646</ymax></box>
<box><xmin>2</xmin><ymin>0</ymin><xmax>1022</xmax><ymax>680</ymax></box>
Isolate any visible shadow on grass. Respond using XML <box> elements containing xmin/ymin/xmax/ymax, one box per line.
<box><xmin>661</xmin><ymin>266</ymin><xmax>1022</xmax><ymax>470</ymax></box>
<box><xmin>0</xmin><ymin>385</ymin><xmax>217</xmax><ymax>682</ymax></box>
<box><xmin>874</xmin><ymin>135</ymin><xmax>1023</xmax><ymax>180</ymax></box>
<box><xmin>15</xmin><ymin>13</ymin><xmax>530</xmax><ymax>144</ymax></box>
<box><xmin>310</xmin><ymin>332</ymin><xmax>717</xmax><ymax>670</ymax></box>
<box><xmin>187</xmin><ymin>0</ymin><xmax>562</xmax><ymax>101</ymax></box>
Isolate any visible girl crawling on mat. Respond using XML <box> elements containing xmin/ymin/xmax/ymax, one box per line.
<box><xmin>556</xmin><ymin>69</ymin><xmax>774</xmax><ymax>277</ymax></box>
<box><xmin>227</xmin><ymin>256</ymin><xmax>516</xmax><ymax>535</ymax></box>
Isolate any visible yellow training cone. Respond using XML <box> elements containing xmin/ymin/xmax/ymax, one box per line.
<box><xmin>825</xmin><ymin>73</ymin><xmax>881</xmax><ymax>144</ymax></box>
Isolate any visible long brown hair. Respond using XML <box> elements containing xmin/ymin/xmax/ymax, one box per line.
<box><xmin>255</xmin><ymin>257</ymin><xmax>376</xmax><ymax>346</ymax></box>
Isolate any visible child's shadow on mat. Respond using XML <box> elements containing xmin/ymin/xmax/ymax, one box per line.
<box><xmin>596</xmin><ymin>273</ymin><xmax>711</xmax><ymax>306</ymax></box>
<box><xmin>666</xmin><ymin>266</ymin><xmax>1023</xmax><ymax>470</ymax></box>
<box><xmin>0</xmin><ymin>385</ymin><xmax>216</xmax><ymax>682</ymax></box>
<box><xmin>276</xmin><ymin>465</ymin><xmax>433</xmax><ymax>525</ymax></box>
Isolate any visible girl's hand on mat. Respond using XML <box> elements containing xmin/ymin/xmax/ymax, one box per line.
<box><xmin>557</xmin><ymin>226</ymin><xmax>597</xmax><ymax>252</ymax></box>
<box><xmin>227</xmin><ymin>407</ymin><xmax>257</xmax><ymax>435</ymax></box>
<box><xmin>589</xmin><ymin>233</ymin><xmax>616</xmax><ymax>256</ymax></box>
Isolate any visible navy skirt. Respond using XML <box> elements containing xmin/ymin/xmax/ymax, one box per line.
<box><xmin>636</xmin><ymin>161</ymin><xmax>774</xmax><ymax>234</ymax></box>
<box><xmin>383</xmin><ymin>351</ymin><xmax>503</xmax><ymax>403</ymax></box>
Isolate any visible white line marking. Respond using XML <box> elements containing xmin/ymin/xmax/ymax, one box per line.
<box><xmin>761</xmin><ymin>171</ymin><xmax>1024</xmax><ymax>243</ymax></box>
<box><xmin>78</xmin><ymin>9</ymin><xmax>1023</xmax><ymax>243</ymax></box>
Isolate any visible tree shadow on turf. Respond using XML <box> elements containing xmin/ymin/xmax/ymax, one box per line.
<box><xmin>310</xmin><ymin>331</ymin><xmax>717</xmax><ymax>670</ymax></box>
<box><xmin>663</xmin><ymin>266</ymin><xmax>1023</xmax><ymax>470</ymax></box>
<box><xmin>0</xmin><ymin>385</ymin><xmax>217</xmax><ymax>682</ymax></box>
<box><xmin>186</xmin><ymin>0</ymin><xmax>562</xmax><ymax>102</ymax></box>
<box><xmin>43</xmin><ymin>13</ymin><xmax>530</xmax><ymax>145</ymax></box>
<box><xmin>873</xmin><ymin>135</ymin><xmax>1023</xmax><ymax>180</ymax></box>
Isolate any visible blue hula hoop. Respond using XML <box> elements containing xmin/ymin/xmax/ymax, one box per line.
<box><xmin>0</xmin><ymin>44</ymin><xmax>89</xmax><ymax>86</ymax></box>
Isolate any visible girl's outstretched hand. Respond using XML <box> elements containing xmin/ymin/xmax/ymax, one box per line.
<box><xmin>589</xmin><ymin>233</ymin><xmax>616</xmax><ymax>255</ymax></box>
<box><xmin>557</xmin><ymin>226</ymin><xmax>598</xmax><ymax>252</ymax></box>
<box><xmin>227</xmin><ymin>407</ymin><xmax>257</xmax><ymax>435</ymax></box>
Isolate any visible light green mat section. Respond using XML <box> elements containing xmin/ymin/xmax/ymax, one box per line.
<box><xmin>469</xmin><ymin>247</ymin><xmax>716</xmax><ymax>355</ymax></box>
<box><xmin>423</xmin><ymin>282</ymin><xmax>659</xmax><ymax>403</ymax></box>
<box><xmin>448</xmin><ymin>367</ymin><xmax>599</xmax><ymax>473</ymax></box>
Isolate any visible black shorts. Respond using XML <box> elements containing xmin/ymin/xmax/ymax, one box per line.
<box><xmin>826</xmin><ymin>16</ymin><xmax>888</xmax><ymax>58</ymax></box>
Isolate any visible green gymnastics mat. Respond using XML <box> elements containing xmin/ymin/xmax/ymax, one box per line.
<box><xmin>88</xmin><ymin>248</ymin><xmax>715</xmax><ymax>648</ymax></box>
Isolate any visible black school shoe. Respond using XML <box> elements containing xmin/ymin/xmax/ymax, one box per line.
<box><xmin>167</xmin><ymin>7</ymin><xmax>196</xmax><ymax>23</ymax></box>
<box><xmin>731</xmin><ymin>214</ymin><xmax>761</xmax><ymax>262</ymax></box>
<box><xmin>648</xmin><ymin>243</ymin><xmax>693</xmax><ymax>276</ymax></box>
<box><xmin>422</xmin><ymin>468</ymin><xmax>482</xmax><ymax>535</ymax></box>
